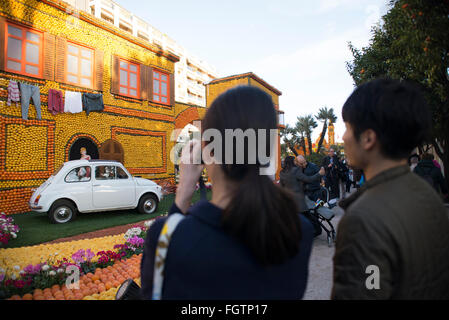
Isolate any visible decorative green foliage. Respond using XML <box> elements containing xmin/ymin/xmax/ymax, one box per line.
<box><xmin>346</xmin><ymin>0</ymin><xmax>449</xmax><ymax>184</ymax></box>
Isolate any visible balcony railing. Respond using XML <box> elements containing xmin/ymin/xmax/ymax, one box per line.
<box><xmin>84</xmin><ymin>0</ymin><xmax>218</xmax><ymax>76</ymax></box>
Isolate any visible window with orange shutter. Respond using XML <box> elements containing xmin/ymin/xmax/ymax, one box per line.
<box><xmin>152</xmin><ymin>69</ymin><xmax>170</xmax><ymax>105</ymax></box>
<box><xmin>5</xmin><ymin>22</ymin><xmax>43</xmax><ymax>78</ymax></box>
<box><xmin>118</xmin><ymin>59</ymin><xmax>140</xmax><ymax>99</ymax></box>
<box><xmin>66</xmin><ymin>42</ymin><xmax>94</xmax><ymax>89</ymax></box>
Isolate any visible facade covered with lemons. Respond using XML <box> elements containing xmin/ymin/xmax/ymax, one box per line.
<box><xmin>0</xmin><ymin>0</ymin><xmax>206</xmax><ymax>214</ymax></box>
<box><xmin>0</xmin><ymin>0</ymin><xmax>284</xmax><ymax>215</ymax></box>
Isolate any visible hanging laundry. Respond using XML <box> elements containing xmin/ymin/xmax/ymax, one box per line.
<box><xmin>19</xmin><ymin>82</ymin><xmax>42</xmax><ymax>120</ymax></box>
<box><xmin>47</xmin><ymin>89</ymin><xmax>64</xmax><ymax>115</ymax></box>
<box><xmin>82</xmin><ymin>93</ymin><xmax>104</xmax><ymax>116</ymax></box>
<box><xmin>64</xmin><ymin>91</ymin><xmax>83</xmax><ymax>114</ymax></box>
<box><xmin>7</xmin><ymin>80</ymin><xmax>20</xmax><ymax>107</ymax></box>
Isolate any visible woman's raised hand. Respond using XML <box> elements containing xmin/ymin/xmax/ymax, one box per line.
<box><xmin>175</xmin><ymin>139</ymin><xmax>204</xmax><ymax>213</ymax></box>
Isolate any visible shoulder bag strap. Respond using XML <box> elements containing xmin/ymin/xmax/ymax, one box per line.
<box><xmin>152</xmin><ymin>213</ymin><xmax>185</xmax><ymax>300</ymax></box>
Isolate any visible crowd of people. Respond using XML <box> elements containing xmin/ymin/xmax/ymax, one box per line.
<box><xmin>138</xmin><ymin>79</ymin><xmax>449</xmax><ymax>300</ymax></box>
<box><xmin>282</xmin><ymin>147</ymin><xmax>449</xmax><ymax>209</ymax></box>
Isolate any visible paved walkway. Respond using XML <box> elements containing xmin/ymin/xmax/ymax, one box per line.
<box><xmin>303</xmin><ymin>193</ymin><xmax>348</xmax><ymax>300</ymax></box>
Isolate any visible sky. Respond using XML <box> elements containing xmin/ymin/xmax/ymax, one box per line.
<box><xmin>115</xmin><ymin>0</ymin><xmax>390</xmax><ymax>142</ymax></box>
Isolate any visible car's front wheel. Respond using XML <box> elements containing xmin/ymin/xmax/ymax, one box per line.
<box><xmin>48</xmin><ymin>200</ymin><xmax>77</xmax><ymax>224</ymax></box>
<box><xmin>138</xmin><ymin>194</ymin><xmax>158</xmax><ymax>214</ymax></box>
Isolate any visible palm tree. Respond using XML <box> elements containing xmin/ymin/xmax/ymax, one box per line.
<box><xmin>296</xmin><ymin>115</ymin><xmax>317</xmax><ymax>155</ymax></box>
<box><xmin>292</xmin><ymin>122</ymin><xmax>307</xmax><ymax>155</ymax></box>
<box><xmin>280</xmin><ymin>124</ymin><xmax>299</xmax><ymax>156</ymax></box>
<box><xmin>315</xmin><ymin>107</ymin><xmax>337</xmax><ymax>153</ymax></box>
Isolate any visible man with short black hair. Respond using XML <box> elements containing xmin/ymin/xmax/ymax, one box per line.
<box><xmin>332</xmin><ymin>78</ymin><xmax>449</xmax><ymax>299</ymax></box>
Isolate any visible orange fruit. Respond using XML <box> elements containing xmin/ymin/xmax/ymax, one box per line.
<box><xmin>91</xmin><ymin>275</ymin><xmax>99</xmax><ymax>282</ymax></box>
<box><xmin>105</xmin><ymin>282</ymin><xmax>113</xmax><ymax>290</ymax></box>
<box><xmin>10</xmin><ymin>295</ymin><xmax>21</xmax><ymax>300</ymax></box>
<box><xmin>22</xmin><ymin>293</ymin><xmax>33</xmax><ymax>300</ymax></box>
<box><xmin>33</xmin><ymin>289</ymin><xmax>43</xmax><ymax>295</ymax></box>
<box><xmin>94</xmin><ymin>280</ymin><xmax>101</xmax><ymax>285</ymax></box>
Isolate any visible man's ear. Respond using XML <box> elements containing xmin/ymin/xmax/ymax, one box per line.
<box><xmin>360</xmin><ymin>129</ymin><xmax>377</xmax><ymax>151</ymax></box>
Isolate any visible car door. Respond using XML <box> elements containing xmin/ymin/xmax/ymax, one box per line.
<box><xmin>92</xmin><ymin>165</ymin><xmax>135</xmax><ymax>209</ymax></box>
<box><xmin>63</xmin><ymin>165</ymin><xmax>93</xmax><ymax>211</ymax></box>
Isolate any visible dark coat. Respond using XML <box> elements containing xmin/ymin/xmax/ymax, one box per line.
<box><xmin>413</xmin><ymin>160</ymin><xmax>448</xmax><ymax>194</ymax></box>
<box><xmin>321</xmin><ymin>155</ymin><xmax>345</xmax><ymax>182</ymax></box>
<box><xmin>280</xmin><ymin>167</ymin><xmax>322</xmax><ymax>212</ymax></box>
<box><xmin>303</xmin><ymin>162</ymin><xmax>321</xmax><ymax>192</ymax></box>
<box><xmin>140</xmin><ymin>201</ymin><xmax>314</xmax><ymax>300</ymax></box>
<box><xmin>332</xmin><ymin>165</ymin><xmax>449</xmax><ymax>299</ymax></box>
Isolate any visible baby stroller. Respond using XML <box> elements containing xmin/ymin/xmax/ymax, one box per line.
<box><xmin>305</xmin><ymin>187</ymin><xmax>337</xmax><ymax>247</ymax></box>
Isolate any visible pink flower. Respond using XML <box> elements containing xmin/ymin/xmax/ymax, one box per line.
<box><xmin>23</xmin><ymin>263</ymin><xmax>42</xmax><ymax>275</ymax></box>
<box><xmin>72</xmin><ymin>249</ymin><xmax>95</xmax><ymax>265</ymax></box>
<box><xmin>127</xmin><ymin>236</ymin><xmax>144</xmax><ymax>247</ymax></box>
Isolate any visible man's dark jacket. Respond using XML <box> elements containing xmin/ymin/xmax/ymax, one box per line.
<box><xmin>413</xmin><ymin>160</ymin><xmax>448</xmax><ymax>194</ymax></box>
<box><xmin>303</xmin><ymin>162</ymin><xmax>321</xmax><ymax>192</ymax></box>
<box><xmin>321</xmin><ymin>155</ymin><xmax>345</xmax><ymax>180</ymax></box>
<box><xmin>280</xmin><ymin>167</ymin><xmax>321</xmax><ymax>212</ymax></box>
<box><xmin>332</xmin><ymin>165</ymin><xmax>449</xmax><ymax>299</ymax></box>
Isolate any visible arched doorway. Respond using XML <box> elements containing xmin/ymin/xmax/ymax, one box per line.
<box><xmin>173</xmin><ymin>123</ymin><xmax>201</xmax><ymax>182</ymax></box>
<box><xmin>99</xmin><ymin>139</ymin><xmax>124</xmax><ymax>164</ymax></box>
<box><xmin>69</xmin><ymin>137</ymin><xmax>99</xmax><ymax>161</ymax></box>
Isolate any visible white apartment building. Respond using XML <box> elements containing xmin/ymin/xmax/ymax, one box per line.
<box><xmin>64</xmin><ymin>0</ymin><xmax>219</xmax><ymax>107</ymax></box>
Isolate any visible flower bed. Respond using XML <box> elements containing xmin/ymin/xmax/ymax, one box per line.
<box><xmin>0</xmin><ymin>212</ymin><xmax>20</xmax><ymax>247</ymax></box>
<box><xmin>7</xmin><ymin>254</ymin><xmax>142</xmax><ymax>300</ymax></box>
<box><xmin>0</xmin><ymin>234</ymin><xmax>125</xmax><ymax>278</ymax></box>
<box><xmin>0</xmin><ymin>218</ymin><xmax>160</xmax><ymax>300</ymax></box>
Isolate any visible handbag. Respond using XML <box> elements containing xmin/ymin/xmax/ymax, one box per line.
<box><xmin>152</xmin><ymin>213</ymin><xmax>185</xmax><ymax>300</ymax></box>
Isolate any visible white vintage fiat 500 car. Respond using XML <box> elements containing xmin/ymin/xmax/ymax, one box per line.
<box><xmin>29</xmin><ymin>160</ymin><xmax>163</xmax><ymax>224</ymax></box>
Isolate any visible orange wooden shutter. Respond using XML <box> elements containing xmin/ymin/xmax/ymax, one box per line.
<box><xmin>170</xmin><ymin>73</ymin><xmax>175</xmax><ymax>106</ymax></box>
<box><xmin>140</xmin><ymin>64</ymin><xmax>148</xmax><ymax>100</ymax></box>
<box><xmin>111</xmin><ymin>55</ymin><xmax>120</xmax><ymax>95</ymax></box>
<box><xmin>0</xmin><ymin>17</ymin><xmax>6</xmax><ymax>72</ymax></box>
<box><xmin>148</xmin><ymin>66</ymin><xmax>153</xmax><ymax>102</ymax></box>
<box><xmin>95</xmin><ymin>49</ymin><xmax>104</xmax><ymax>91</ymax></box>
<box><xmin>43</xmin><ymin>32</ymin><xmax>56</xmax><ymax>81</ymax></box>
<box><xmin>55</xmin><ymin>36</ymin><xmax>67</xmax><ymax>84</ymax></box>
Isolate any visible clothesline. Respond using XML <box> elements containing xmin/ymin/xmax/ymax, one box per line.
<box><xmin>5</xmin><ymin>79</ymin><xmax>105</xmax><ymax>120</ymax></box>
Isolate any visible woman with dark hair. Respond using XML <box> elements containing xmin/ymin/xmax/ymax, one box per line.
<box><xmin>140</xmin><ymin>86</ymin><xmax>315</xmax><ymax>299</ymax></box>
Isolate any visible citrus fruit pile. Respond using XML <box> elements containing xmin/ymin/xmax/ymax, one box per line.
<box><xmin>7</xmin><ymin>254</ymin><xmax>142</xmax><ymax>300</ymax></box>
<box><xmin>0</xmin><ymin>234</ymin><xmax>125</xmax><ymax>276</ymax></box>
